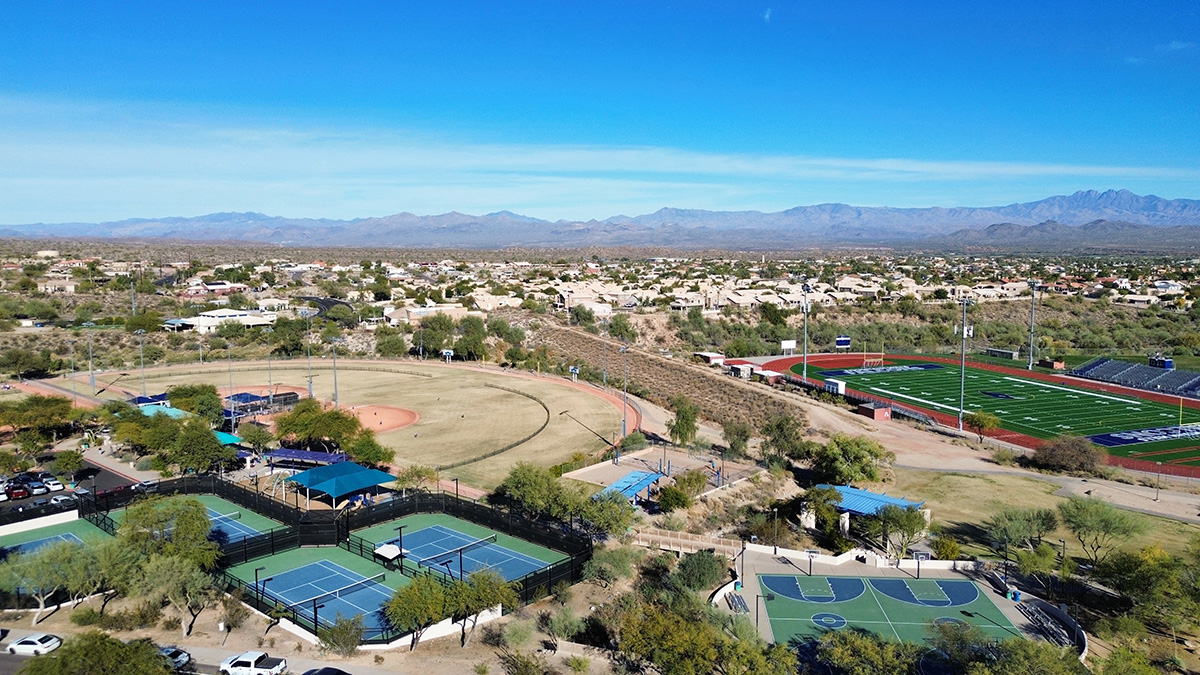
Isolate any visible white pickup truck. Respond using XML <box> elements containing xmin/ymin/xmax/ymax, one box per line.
<box><xmin>219</xmin><ymin>651</ymin><xmax>288</xmax><ymax>675</ymax></box>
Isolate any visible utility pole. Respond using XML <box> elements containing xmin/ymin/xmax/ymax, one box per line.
<box><xmin>69</xmin><ymin>341</ymin><xmax>76</xmax><ymax>405</ymax></box>
<box><xmin>130</xmin><ymin>281</ymin><xmax>136</xmax><ymax>315</ymax></box>
<box><xmin>301</xmin><ymin>309</ymin><xmax>314</xmax><ymax>398</ymax></box>
<box><xmin>620</xmin><ymin>345</ymin><xmax>629</xmax><ymax>437</ymax></box>
<box><xmin>84</xmin><ymin>322</ymin><xmax>96</xmax><ymax>395</ymax></box>
<box><xmin>135</xmin><ymin>329</ymin><xmax>147</xmax><ymax>396</ymax></box>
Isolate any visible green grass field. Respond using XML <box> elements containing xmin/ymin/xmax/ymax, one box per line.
<box><xmin>760</xmin><ymin>574</ymin><xmax>1019</xmax><ymax>645</ymax></box>
<box><xmin>802</xmin><ymin>361</ymin><xmax>1200</xmax><ymax>460</ymax></box>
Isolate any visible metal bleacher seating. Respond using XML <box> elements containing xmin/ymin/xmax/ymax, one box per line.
<box><xmin>1017</xmin><ymin>603</ymin><xmax>1073</xmax><ymax>648</ymax></box>
<box><xmin>1071</xmin><ymin>357</ymin><xmax>1200</xmax><ymax>399</ymax></box>
<box><xmin>725</xmin><ymin>592</ymin><xmax>750</xmax><ymax>614</ymax></box>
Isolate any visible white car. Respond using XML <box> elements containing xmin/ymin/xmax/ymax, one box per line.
<box><xmin>158</xmin><ymin>645</ymin><xmax>192</xmax><ymax>670</ymax></box>
<box><xmin>42</xmin><ymin>478</ymin><xmax>64</xmax><ymax>492</ymax></box>
<box><xmin>7</xmin><ymin>633</ymin><xmax>62</xmax><ymax>655</ymax></box>
<box><xmin>49</xmin><ymin>494</ymin><xmax>76</xmax><ymax>506</ymax></box>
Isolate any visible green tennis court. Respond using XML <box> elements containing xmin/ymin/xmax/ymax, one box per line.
<box><xmin>806</xmin><ymin>361</ymin><xmax>1200</xmax><ymax>459</ymax></box>
<box><xmin>759</xmin><ymin>574</ymin><xmax>1020</xmax><ymax>644</ymax></box>
<box><xmin>355</xmin><ymin>513</ymin><xmax>567</xmax><ymax>570</ymax></box>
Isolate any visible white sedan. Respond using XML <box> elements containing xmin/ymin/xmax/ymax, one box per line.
<box><xmin>42</xmin><ymin>478</ymin><xmax>64</xmax><ymax>492</ymax></box>
<box><xmin>7</xmin><ymin>633</ymin><xmax>62</xmax><ymax>655</ymax></box>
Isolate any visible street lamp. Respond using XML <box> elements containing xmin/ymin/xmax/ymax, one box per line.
<box><xmin>755</xmin><ymin>593</ymin><xmax>776</xmax><ymax>632</ymax></box>
<box><xmin>134</xmin><ymin>329</ymin><xmax>147</xmax><ymax>396</ymax></box>
<box><xmin>83</xmin><ymin>322</ymin><xmax>96</xmax><ymax>395</ymax></box>
<box><xmin>452</xmin><ymin>477</ymin><xmax>459</xmax><ymax>500</ymax></box>
<box><xmin>957</xmin><ymin>297</ymin><xmax>974</xmax><ymax>432</ymax></box>
<box><xmin>801</xmin><ymin>283</ymin><xmax>812</xmax><ymax>383</ymax></box>
<box><xmin>260</xmin><ymin>576</ymin><xmax>273</xmax><ymax>606</ymax></box>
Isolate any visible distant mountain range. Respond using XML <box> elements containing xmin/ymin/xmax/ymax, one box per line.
<box><xmin>3</xmin><ymin>189</ymin><xmax>1199</xmax><ymax>250</ymax></box>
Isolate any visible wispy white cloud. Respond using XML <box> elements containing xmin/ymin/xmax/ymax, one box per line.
<box><xmin>0</xmin><ymin>96</ymin><xmax>1196</xmax><ymax>223</ymax></box>
<box><xmin>762</xmin><ymin>8</ymin><xmax>772</xmax><ymax>22</ymax></box>
<box><xmin>1156</xmin><ymin>40</ymin><xmax>1195</xmax><ymax>53</ymax></box>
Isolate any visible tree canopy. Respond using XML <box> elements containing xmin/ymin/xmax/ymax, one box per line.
<box><xmin>17</xmin><ymin>630</ymin><xmax>172</xmax><ymax>675</ymax></box>
<box><xmin>117</xmin><ymin>495</ymin><xmax>219</xmax><ymax>570</ymax></box>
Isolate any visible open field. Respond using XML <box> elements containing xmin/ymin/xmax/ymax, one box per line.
<box><xmin>98</xmin><ymin>361</ymin><xmax>623</xmax><ymax>490</ymax></box>
<box><xmin>889</xmin><ymin>468</ymin><xmax>1200</xmax><ymax>560</ymax></box>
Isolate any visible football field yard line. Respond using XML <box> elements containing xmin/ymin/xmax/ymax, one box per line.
<box><xmin>999</xmin><ymin>377</ymin><xmax>1135</xmax><ymax>403</ymax></box>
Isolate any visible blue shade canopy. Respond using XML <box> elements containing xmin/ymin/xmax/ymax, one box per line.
<box><xmin>597</xmin><ymin>470</ymin><xmax>661</xmax><ymax>500</ymax></box>
<box><xmin>264</xmin><ymin>448</ymin><xmax>348</xmax><ymax>464</ymax></box>
<box><xmin>140</xmin><ymin>405</ymin><xmax>192</xmax><ymax>419</ymax></box>
<box><xmin>214</xmin><ymin>431</ymin><xmax>241</xmax><ymax>445</ymax></box>
<box><xmin>285</xmin><ymin>461</ymin><xmax>395</xmax><ymax>500</ymax></box>
<box><xmin>816</xmin><ymin>484</ymin><xmax>924</xmax><ymax>516</ymax></box>
<box><xmin>226</xmin><ymin>392</ymin><xmax>269</xmax><ymax>404</ymax></box>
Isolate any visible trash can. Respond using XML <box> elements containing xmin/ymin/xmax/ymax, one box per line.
<box><xmin>1005</xmin><ymin>590</ymin><xmax>1013</xmax><ymax>601</ymax></box>
<box><xmin>734</xmin><ymin>581</ymin><xmax>743</xmax><ymax>591</ymax></box>
<box><xmin>1012</xmin><ymin>590</ymin><xmax>1021</xmax><ymax>602</ymax></box>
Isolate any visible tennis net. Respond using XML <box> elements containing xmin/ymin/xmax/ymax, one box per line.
<box><xmin>287</xmin><ymin>572</ymin><xmax>386</xmax><ymax>609</ymax></box>
<box><xmin>415</xmin><ymin>534</ymin><xmax>498</xmax><ymax>572</ymax></box>
<box><xmin>210</xmin><ymin>511</ymin><xmax>242</xmax><ymax>525</ymax></box>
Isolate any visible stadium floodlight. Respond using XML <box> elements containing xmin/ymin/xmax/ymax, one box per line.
<box><xmin>801</xmin><ymin>283</ymin><xmax>813</xmax><ymax>383</ymax></box>
<box><xmin>957</xmin><ymin>297</ymin><xmax>975</xmax><ymax>432</ymax></box>
<box><xmin>134</xmin><ymin>329</ymin><xmax>147</xmax><ymax>396</ymax></box>
<box><xmin>1027</xmin><ymin>279</ymin><xmax>1037</xmax><ymax>371</ymax></box>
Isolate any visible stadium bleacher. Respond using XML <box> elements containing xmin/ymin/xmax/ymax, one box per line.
<box><xmin>1071</xmin><ymin>357</ymin><xmax>1200</xmax><ymax>399</ymax></box>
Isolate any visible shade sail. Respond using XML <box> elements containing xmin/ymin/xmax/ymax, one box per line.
<box><xmin>264</xmin><ymin>448</ymin><xmax>348</xmax><ymax>464</ymax></box>
<box><xmin>285</xmin><ymin>461</ymin><xmax>395</xmax><ymax>500</ymax></box>
<box><xmin>817</xmin><ymin>484</ymin><xmax>924</xmax><ymax>516</ymax></box>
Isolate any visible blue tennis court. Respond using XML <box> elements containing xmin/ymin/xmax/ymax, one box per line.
<box><xmin>205</xmin><ymin>508</ymin><xmax>262</xmax><ymax>544</ymax></box>
<box><xmin>393</xmin><ymin>524</ymin><xmax>547</xmax><ymax>581</ymax></box>
<box><xmin>258</xmin><ymin>560</ymin><xmax>391</xmax><ymax>632</ymax></box>
<box><xmin>1</xmin><ymin>532</ymin><xmax>83</xmax><ymax>557</ymax></box>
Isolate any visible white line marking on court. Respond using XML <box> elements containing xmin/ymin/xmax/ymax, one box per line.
<box><xmin>864</xmin><ymin>580</ymin><xmax>901</xmax><ymax>640</ymax></box>
<box><xmin>999</xmin><ymin>377</ymin><xmax>1134</xmax><ymax>403</ymax></box>
<box><xmin>869</xmin><ymin>387</ymin><xmax>967</xmax><ymax>413</ymax></box>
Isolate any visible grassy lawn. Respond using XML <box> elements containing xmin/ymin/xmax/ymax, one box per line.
<box><xmin>890</xmin><ymin>468</ymin><xmax>1200</xmax><ymax>560</ymax></box>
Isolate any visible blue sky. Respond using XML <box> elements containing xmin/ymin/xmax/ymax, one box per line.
<box><xmin>1</xmin><ymin>1</ymin><xmax>1197</xmax><ymax>223</ymax></box>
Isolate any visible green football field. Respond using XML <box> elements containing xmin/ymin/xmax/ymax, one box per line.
<box><xmin>801</xmin><ymin>361</ymin><xmax>1200</xmax><ymax>463</ymax></box>
<box><xmin>760</xmin><ymin>574</ymin><xmax>1019</xmax><ymax>644</ymax></box>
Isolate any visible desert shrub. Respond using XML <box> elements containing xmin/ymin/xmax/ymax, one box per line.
<box><xmin>70</xmin><ymin>607</ymin><xmax>102</xmax><ymax>626</ymax></box>
<box><xmin>991</xmin><ymin>448</ymin><xmax>1018</xmax><ymax>466</ymax></box>
<box><xmin>565</xmin><ymin>655</ymin><xmax>590</xmax><ymax>673</ymax></box>
<box><xmin>657</xmin><ymin>485</ymin><xmax>692</xmax><ymax>512</ymax></box>
<box><xmin>931</xmin><ymin>535</ymin><xmax>961</xmax><ymax>561</ymax></box>
<box><xmin>675</xmin><ymin>550</ymin><xmax>726</xmax><ymax>591</ymax></box>
<box><xmin>1034</xmin><ymin>435</ymin><xmax>1106</xmax><ymax>473</ymax></box>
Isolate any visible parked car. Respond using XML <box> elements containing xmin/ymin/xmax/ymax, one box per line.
<box><xmin>302</xmin><ymin>669</ymin><xmax>354</xmax><ymax>675</ymax></box>
<box><xmin>72</xmin><ymin>487</ymin><xmax>90</xmax><ymax>497</ymax></box>
<box><xmin>49</xmin><ymin>495</ymin><xmax>76</xmax><ymax>507</ymax></box>
<box><xmin>219</xmin><ymin>651</ymin><xmax>287</xmax><ymax>675</ymax></box>
<box><xmin>26</xmin><ymin>482</ymin><xmax>48</xmax><ymax>496</ymax></box>
<box><xmin>7</xmin><ymin>633</ymin><xmax>62</xmax><ymax>655</ymax></box>
<box><xmin>0</xmin><ymin>491</ymin><xmax>9</xmax><ymax>503</ymax></box>
<box><xmin>30</xmin><ymin>498</ymin><xmax>49</xmax><ymax>508</ymax></box>
<box><xmin>5</xmin><ymin>485</ymin><xmax>30</xmax><ymax>500</ymax></box>
<box><xmin>158</xmin><ymin>645</ymin><xmax>192</xmax><ymax>670</ymax></box>
<box><xmin>42</xmin><ymin>478</ymin><xmax>64</xmax><ymax>492</ymax></box>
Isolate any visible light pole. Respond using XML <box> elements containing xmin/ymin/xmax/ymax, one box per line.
<box><xmin>1156</xmin><ymin>461</ymin><xmax>1163</xmax><ymax>501</ymax></box>
<box><xmin>135</xmin><ymin>329</ymin><xmax>147</xmax><ymax>396</ymax></box>
<box><xmin>227</xmin><ymin>343</ymin><xmax>236</xmax><ymax>433</ymax></box>
<box><xmin>300</xmin><ymin>309</ymin><xmax>314</xmax><ymax>398</ymax></box>
<box><xmin>260</xmin><ymin>576</ymin><xmax>273</xmax><ymax>606</ymax></box>
<box><xmin>957</xmin><ymin>297</ymin><xmax>974</xmax><ymax>431</ymax></box>
<box><xmin>263</xmin><ymin>327</ymin><xmax>274</xmax><ymax>392</ymax></box>
<box><xmin>395</xmin><ymin>525</ymin><xmax>407</xmax><ymax>573</ymax></box>
<box><xmin>312</xmin><ymin>601</ymin><xmax>325</xmax><ymax>630</ymax></box>
<box><xmin>602</xmin><ymin>321</ymin><xmax>608</xmax><ymax>387</ymax></box>
<box><xmin>620</xmin><ymin>345</ymin><xmax>629</xmax><ymax>437</ymax></box>
<box><xmin>198</xmin><ymin>338</ymin><xmax>204</xmax><ymax>364</ymax></box>
<box><xmin>330</xmin><ymin>337</ymin><xmax>342</xmax><ymax>409</ymax></box>
<box><xmin>83</xmin><ymin>322</ymin><xmax>96</xmax><ymax>395</ymax></box>
<box><xmin>254</xmin><ymin>566</ymin><xmax>266</xmax><ymax>604</ymax></box>
<box><xmin>801</xmin><ymin>283</ymin><xmax>812</xmax><ymax>382</ymax></box>
<box><xmin>1027</xmin><ymin>279</ymin><xmax>1037</xmax><ymax>370</ymax></box>
<box><xmin>773</xmin><ymin>507</ymin><xmax>779</xmax><ymax>555</ymax></box>
<box><xmin>68</xmin><ymin>340</ymin><xmax>76</xmax><ymax>405</ymax></box>
<box><xmin>453</xmin><ymin>477</ymin><xmax>459</xmax><ymax>500</ymax></box>
<box><xmin>755</xmin><ymin>593</ymin><xmax>775</xmax><ymax>632</ymax></box>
